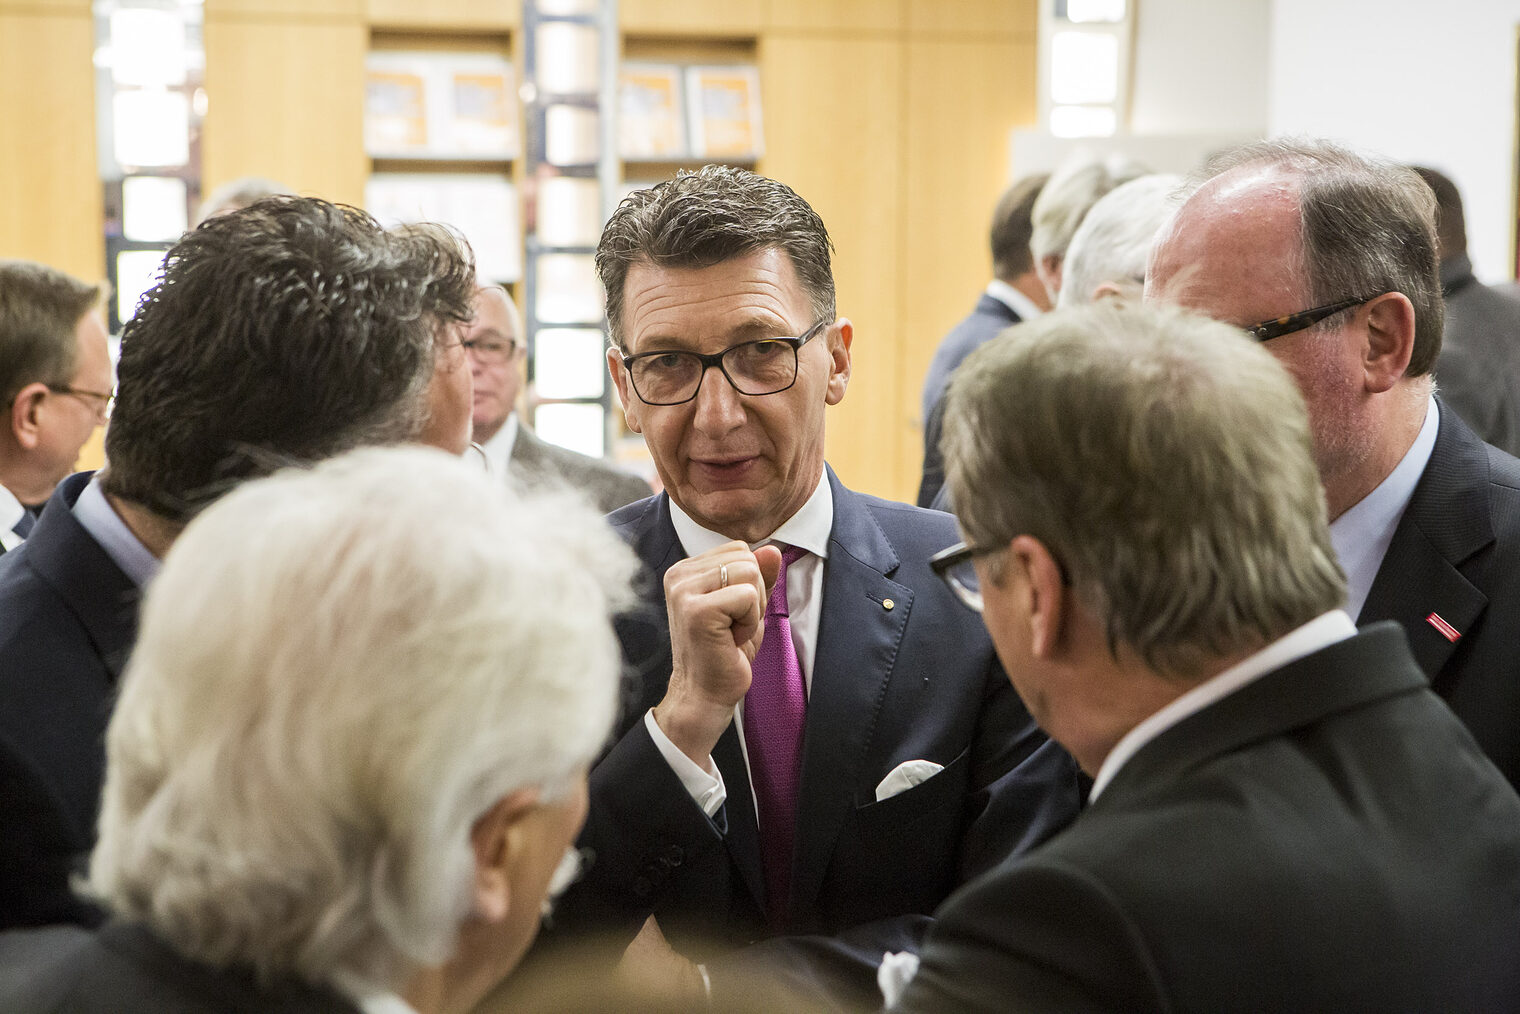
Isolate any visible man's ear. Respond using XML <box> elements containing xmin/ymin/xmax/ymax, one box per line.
<box><xmin>469</xmin><ymin>787</ymin><xmax>540</xmax><ymax>923</ymax></box>
<box><xmin>606</xmin><ymin>347</ymin><xmax>642</xmax><ymax>434</ymax></box>
<box><xmin>1361</xmin><ymin>292</ymin><xmax>1417</xmax><ymax>393</ymax></box>
<box><xmin>9</xmin><ymin>382</ymin><xmax>48</xmax><ymax>450</ymax></box>
<box><xmin>1009</xmin><ymin>534</ymin><xmax>1068</xmax><ymax>659</ymax></box>
<box><xmin>1036</xmin><ymin>254</ymin><xmax>1064</xmax><ymax>303</ymax></box>
<box><xmin>825</xmin><ymin>318</ymin><xmax>852</xmax><ymax>406</ymax></box>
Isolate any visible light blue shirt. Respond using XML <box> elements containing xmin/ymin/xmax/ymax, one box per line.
<box><xmin>1328</xmin><ymin>397</ymin><xmax>1439</xmax><ymax>620</ymax></box>
<box><xmin>73</xmin><ymin>475</ymin><xmax>159</xmax><ymax>588</ymax></box>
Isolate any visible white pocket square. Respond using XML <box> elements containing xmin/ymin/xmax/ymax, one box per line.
<box><xmin>874</xmin><ymin>758</ymin><xmax>945</xmax><ymax>802</ymax></box>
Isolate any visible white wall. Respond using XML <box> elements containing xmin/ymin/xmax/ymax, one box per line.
<box><xmin>1130</xmin><ymin>0</ymin><xmax>1270</xmax><ymax>135</ymax></box>
<box><xmin>1268</xmin><ymin>0</ymin><xmax>1519</xmax><ymax>282</ymax></box>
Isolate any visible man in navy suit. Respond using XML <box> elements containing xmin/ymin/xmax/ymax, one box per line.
<box><xmin>917</xmin><ymin>174</ymin><xmax>1049</xmax><ymax>507</ymax></box>
<box><xmin>1148</xmin><ymin>139</ymin><xmax>1520</xmax><ymax>786</ymax></box>
<box><xmin>0</xmin><ymin>199</ymin><xmax>477</xmax><ymax>930</ymax></box>
<box><xmin>543</xmin><ymin>166</ymin><xmax>1080</xmax><ymax>1008</ymax></box>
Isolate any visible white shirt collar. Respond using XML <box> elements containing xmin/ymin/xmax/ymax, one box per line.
<box><xmin>72</xmin><ymin>475</ymin><xmax>160</xmax><ymax>588</ymax></box>
<box><xmin>1329</xmin><ymin>396</ymin><xmax>1439</xmax><ymax>620</ymax></box>
<box><xmin>1089</xmin><ymin>609</ymin><xmax>1358</xmax><ymax>801</ymax></box>
<box><xmin>668</xmin><ymin>469</ymin><xmax>832</xmax><ymax>560</ymax></box>
<box><xmin>478</xmin><ymin>412</ymin><xmax>520</xmax><ymax>477</ymax></box>
<box><xmin>0</xmin><ymin>483</ymin><xmax>23</xmax><ymax>551</ymax></box>
<box><xmin>985</xmin><ymin>279</ymin><xmax>1045</xmax><ymax>323</ymax></box>
<box><xmin>327</xmin><ymin>968</ymin><xmax>420</xmax><ymax>1014</ymax></box>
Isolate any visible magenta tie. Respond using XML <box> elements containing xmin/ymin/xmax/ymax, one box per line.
<box><xmin>743</xmin><ymin>544</ymin><xmax>808</xmax><ymax>928</ymax></box>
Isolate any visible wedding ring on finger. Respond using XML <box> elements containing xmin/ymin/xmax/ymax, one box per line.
<box><xmin>719</xmin><ymin>564</ymin><xmax>730</xmax><ymax>589</ymax></box>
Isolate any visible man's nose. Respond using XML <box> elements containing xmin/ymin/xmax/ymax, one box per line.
<box><xmin>692</xmin><ymin>365</ymin><xmax>746</xmax><ymax>435</ymax></box>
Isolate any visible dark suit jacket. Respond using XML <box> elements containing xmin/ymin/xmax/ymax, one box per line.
<box><xmin>917</xmin><ymin>294</ymin><xmax>1022</xmax><ymax>507</ymax></box>
<box><xmin>897</xmin><ymin>623</ymin><xmax>1520</xmax><ymax>1013</ymax></box>
<box><xmin>1360</xmin><ymin>400</ymin><xmax>1520</xmax><ymax>785</ymax></box>
<box><xmin>509</xmin><ymin>424</ymin><xmax>651</xmax><ymax>514</ymax></box>
<box><xmin>550</xmin><ymin>470</ymin><xmax>1080</xmax><ymax>1005</ymax></box>
<box><xmin>0</xmin><ymin>472</ymin><xmax>137</xmax><ymax>930</ymax></box>
<box><xmin>0</xmin><ymin>922</ymin><xmax>360</xmax><ymax>1013</ymax></box>
<box><xmin>1433</xmin><ymin>253</ymin><xmax>1520</xmax><ymax>457</ymax></box>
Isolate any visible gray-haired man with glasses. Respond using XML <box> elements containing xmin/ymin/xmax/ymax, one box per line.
<box><xmin>536</xmin><ymin>166</ymin><xmax>1080</xmax><ymax>1009</ymax></box>
<box><xmin>1146</xmin><ymin>138</ymin><xmax>1520</xmax><ymax>788</ymax></box>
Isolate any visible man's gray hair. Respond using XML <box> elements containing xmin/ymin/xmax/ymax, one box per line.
<box><xmin>1057</xmin><ymin>174</ymin><xmax>1182</xmax><ymax>308</ymax></box>
<box><xmin>194</xmin><ymin>176</ymin><xmax>295</xmax><ymax>225</ymax></box>
<box><xmin>943</xmin><ymin>302</ymin><xmax>1345</xmax><ymax>678</ymax></box>
<box><xmin>89</xmin><ymin>446</ymin><xmax>636</xmax><ymax>986</ymax></box>
<box><xmin>596</xmin><ymin>165</ymin><xmax>835</xmax><ymax>349</ymax></box>
<box><xmin>1197</xmin><ymin>138</ymin><xmax>1443</xmax><ymax>377</ymax></box>
<box><xmin>1030</xmin><ymin>154</ymin><xmax>1149</xmax><ymax>265</ymax></box>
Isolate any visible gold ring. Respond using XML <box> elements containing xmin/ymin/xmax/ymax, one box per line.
<box><xmin>719</xmin><ymin>564</ymin><xmax>729</xmax><ymax>589</ymax></box>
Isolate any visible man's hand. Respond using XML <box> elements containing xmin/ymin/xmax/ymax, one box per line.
<box><xmin>615</xmin><ymin>915</ymin><xmax>708</xmax><ymax>1006</ymax></box>
<box><xmin>654</xmin><ymin>541</ymin><xmax>783</xmax><ymax>767</ymax></box>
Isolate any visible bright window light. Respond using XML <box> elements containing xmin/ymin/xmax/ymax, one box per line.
<box><xmin>535</xmin><ymin>402</ymin><xmax>606</xmax><ymax>458</ymax></box>
<box><xmin>1064</xmin><ymin>0</ymin><xmax>1126</xmax><ymax>24</ymax></box>
<box><xmin>1050</xmin><ymin>105</ymin><xmax>1117</xmax><ymax>138</ymax></box>
<box><xmin>1051</xmin><ymin>30</ymin><xmax>1119</xmax><ymax>105</ymax></box>
<box><xmin>109</xmin><ymin>8</ymin><xmax>187</xmax><ymax>87</ymax></box>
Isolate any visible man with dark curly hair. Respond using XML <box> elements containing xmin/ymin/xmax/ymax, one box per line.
<box><xmin>0</xmin><ymin>197</ymin><xmax>477</xmax><ymax>931</ymax></box>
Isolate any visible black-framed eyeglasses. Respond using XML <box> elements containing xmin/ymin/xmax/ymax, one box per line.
<box><xmin>462</xmin><ymin>337</ymin><xmax>521</xmax><ymax>365</ymax></box>
<box><xmin>619</xmin><ymin>319</ymin><xmax>830</xmax><ymax>406</ymax></box>
<box><xmin>929</xmin><ymin>540</ymin><xmax>1006</xmax><ymax>613</ymax></box>
<box><xmin>47</xmin><ymin>384</ymin><xmax>114</xmax><ymax>421</ymax></box>
<box><xmin>1244</xmin><ymin>294</ymin><xmax>1383</xmax><ymax>342</ymax></box>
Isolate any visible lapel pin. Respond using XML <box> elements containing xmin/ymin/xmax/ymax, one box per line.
<box><xmin>1426</xmin><ymin>612</ymin><xmax>1461</xmax><ymax>643</ymax></box>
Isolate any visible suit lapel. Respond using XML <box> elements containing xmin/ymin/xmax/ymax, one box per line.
<box><xmin>788</xmin><ymin>472</ymin><xmax>911</xmax><ymax>919</ymax></box>
<box><xmin>1359</xmin><ymin>402</ymin><xmax>1493</xmax><ymax>686</ymax></box>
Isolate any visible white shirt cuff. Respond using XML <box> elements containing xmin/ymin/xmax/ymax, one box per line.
<box><xmin>644</xmin><ymin>709</ymin><xmax>727</xmax><ymax>817</ymax></box>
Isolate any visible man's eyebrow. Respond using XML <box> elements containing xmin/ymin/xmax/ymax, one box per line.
<box><xmin>467</xmin><ymin>327</ymin><xmax>513</xmax><ymax>343</ymax></box>
<box><xmin>636</xmin><ymin>317</ymin><xmax>797</xmax><ymax>351</ymax></box>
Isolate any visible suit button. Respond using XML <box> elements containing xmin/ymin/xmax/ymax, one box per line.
<box><xmin>663</xmin><ymin>845</ymin><xmax>685</xmax><ymax>866</ymax></box>
<box><xmin>632</xmin><ymin>876</ymin><xmax>653</xmax><ymax>898</ymax></box>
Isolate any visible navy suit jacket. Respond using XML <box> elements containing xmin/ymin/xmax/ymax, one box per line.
<box><xmin>550</xmin><ymin>470</ymin><xmax>1080</xmax><ymax>1005</ymax></box>
<box><xmin>1360</xmin><ymin>400</ymin><xmax>1520</xmax><ymax>785</ymax></box>
<box><xmin>898</xmin><ymin>623</ymin><xmax>1520</xmax><ymax>1012</ymax></box>
<box><xmin>0</xmin><ymin>472</ymin><xmax>136</xmax><ymax>929</ymax></box>
<box><xmin>918</xmin><ymin>294</ymin><xmax>1022</xmax><ymax>507</ymax></box>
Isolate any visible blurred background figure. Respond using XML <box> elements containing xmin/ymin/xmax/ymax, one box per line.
<box><xmin>0</xmin><ymin>445</ymin><xmax>636</xmax><ymax>1014</ymax></box>
<box><xmin>1056</xmin><ymin>173</ymin><xmax>1182</xmax><ymax>308</ymax></box>
<box><xmin>192</xmin><ymin>176</ymin><xmax>295</xmax><ymax>226</ymax></box>
<box><xmin>1411</xmin><ymin>166</ymin><xmax>1520</xmax><ymax>457</ymax></box>
<box><xmin>918</xmin><ymin>173</ymin><xmax>1050</xmax><ymax>507</ymax></box>
<box><xmin>468</xmin><ymin>283</ymin><xmax>650</xmax><ymax>512</ymax></box>
<box><xmin>0</xmin><ymin>261</ymin><xmax>111</xmax><ymax>552</ymax></box>
<box><xmin>1029</xmin><ymin>153</ymin><xmax>1149</xmax><ymax>305</ymax></box>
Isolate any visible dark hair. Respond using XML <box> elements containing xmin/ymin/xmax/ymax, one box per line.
<box><xmin>103</xmin><ymin>197</ymin><xmax>475</xmax><ymax>521</ymax></box>
<box><xmin>1201</xmin><ymin>140</ymin><xmax>1444</xmax><ymax>377</ymax></box>
<box><xmin>990</xmin><ymin>173</ymin><xmax>1049</xmax><ymax>281</ymax></box>
<box><xmin>0</xmin><ymin>260</ymin><xmax>104</xmax><ymax>405</ymax></box>
<box><xmin>595</xmin><ymin>165</ymin><xmax>835</xmax><ymax>349</ymax></box>
<box><xmin>1411</xmin><ymin>166</ymin><xmax>1466</xmax><ymax>261</ymax></box>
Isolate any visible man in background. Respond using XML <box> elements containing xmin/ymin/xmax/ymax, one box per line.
<box><xmin>469</xmin><ymin>284</ymin><xmax>650</xmax><ymax>513</ymax></box>
<box><xmin>1411</xmin><ymin>165</ymin><xmax>1520</xmax><ymax>457</ymax></box>
<box><xmin>1147</xmin><ymin>139</ymin><xmax>1520</xmax><ymax>786</ymax></box>
<box><xmin>917</xmin><ymin>174</ymin><xmax>1050</xmax><ymax>507</ymax></box>
<box><xmin>0</xmin><ymin>197</ymin><xmax>476</xmax><ymax>930</ymax></box>
<box><xmin>0</xmin><ymin>262</ymin><xmax>112</xmax><ymax>553</ymax></box>
<box><xmin>1029</xmin><ymin>153</ymin><xmax>1148</xmax><ymax>305</ymax></box>
<box><xmin>894</xmin><ymin>301</ymin><xmax>1520</xmax><ymax>1012</ymax></box>
<box><xmin>1055</xmin><ymin>174</ymin><xmax>1181</xmax><ymax>308</ymax></box>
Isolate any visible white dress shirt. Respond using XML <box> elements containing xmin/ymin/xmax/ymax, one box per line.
<box><xmin>328</xmin><ymin>968</ymin><xmax>419</xmax><ymax>1014</ymax></box>
<box><xmin>477</xmin><ymin>412</ymin><xmax>520</xmax><ymax>477</ymax></box>
<box><xmin>984</xmin><ymin>278</ymin><xmax>1045</xmax><ymax>323</ymax></box>
<box><xmin>72</xmin><ymin>475</ymin><xmax>160</xmax><ymax>587</ymax></box>
<box><xmin>0</xmin><ymin>483</ymin><xmax>24</xmax><ymax>552</ymax></box>
<box><xmin>1329</xmin><ymin>397</ymin><xmax>1438</xmax><ymax>620</ymax></box>
<box><xmin>1089</xmin><ymin>610</ymin><xmax>1357</xmax><ymax>801</ymax></box>
<box><xmin>646</xmin><ymin>471</ymin><xmax>834</xmax><ymax>818</ymax></box>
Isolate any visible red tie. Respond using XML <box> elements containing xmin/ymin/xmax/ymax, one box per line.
<box><xmin>743</xmin><ymin>544</ymin><xmax>808</xmax><ymax>928</ymax></box>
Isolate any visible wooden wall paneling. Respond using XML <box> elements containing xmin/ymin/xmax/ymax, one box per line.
<box><xmin>0</xmin><ymin>0</ymin><xmax>90</xmax><ymax>11</ymax></box>
<box><xmin>900</xmin><ymin>35</ymin><xmax>1037</xmax><ymax>494</ymax></box>
<box><xmin>366</xmin><ymin>0</ymin><xmax>517</xmax><ymax>32</ymax></box>
<box><xmin>759</xmin><ymin>34</ymin><xmax>906</xmax><ymax>500</ymax></box>
<box><xmin>202</xmin><ymin>15</ymin><xmax>369</xmax><ymax>207</ymax></box>
<box><xmin>205</xmin><ymin>0</ymin><xmax>363</xmax><ymax>19</ymax></box>
<box><xmin>622</xmin><ymin>0</ymin><xmax>763</xmax><ymax>37</ymax></box>
<box><xmin>904</xmin><ymin>0</ymin><xmax>1037</xmax><ymax>36</ymax></box>
<box><xmin>0</xmin><ymin>9</ymin><xmax>103</xmax><ymax>280</ymax></box>
<box><xmin>765</xmin><ymin>0</ymin><xmax>903</xmax><ymax>35</ymax></box>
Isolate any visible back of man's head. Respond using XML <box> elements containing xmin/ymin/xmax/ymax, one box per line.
<box><xmin>1410</xmin><ymin>166</ymin><xmax>1467</xmax><ymax>263</ymax></box>
<box><xmin>0</xmin><ymin>260</ymin><xmax>103</xmax><ymax>417</ymax></box>
<box><xmin>1196</xmin><ymin>139</ymin><xmax>1443</xmax><ymax>377</ymax></box>
<box><xmin>103</xmin><ymin>196</ymin><xmax>475</xmax><ymax>521</ymax></box>
<box><xmin>596</xmin><ymin>165</ymin><xmax>835</xmax><ymax>350</ymax></box>
<box><xmin>1030</xmin><ymin>154</ymin><xmax>1149</xmax><ymax>273</ymax></box>
<box><xmin>943</xmin><ymin>301</ymin><xmax>1345</xmax><ymax>679</ymax></box>
<box><xmin>1058</xmin><ymin>174</ymin><xmax>1182</xmax><ymax>308</ymax></box>
<box><xmin>989</xmin><ymin>173</ymin><xmax>1049</xmax><ymax>283</ymax></box>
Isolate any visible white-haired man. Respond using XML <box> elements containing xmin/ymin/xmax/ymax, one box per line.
<box><xmin>1029</xmin><ymin>153</ymin><xmax>1148</xmax><ymax>304</ymax></box>
<box><xmin>0</xmin><ymin>446</ymin><xmax>636</xmax><ymax>1013</ymax></box>
<box><xmin>893</xmin><ymin>302</ymin><xmax>1520</xmax><ymax>1012</ymax></box>
<box><xmin>1147</xmin><ymin>140</ymin><xmax>1520</xmax><ymax>787</ymax></box>
<box><xmin>1056</xmin><ymin>173</ymin><xmax>1181</xmax><ymax>308</ymax></box>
